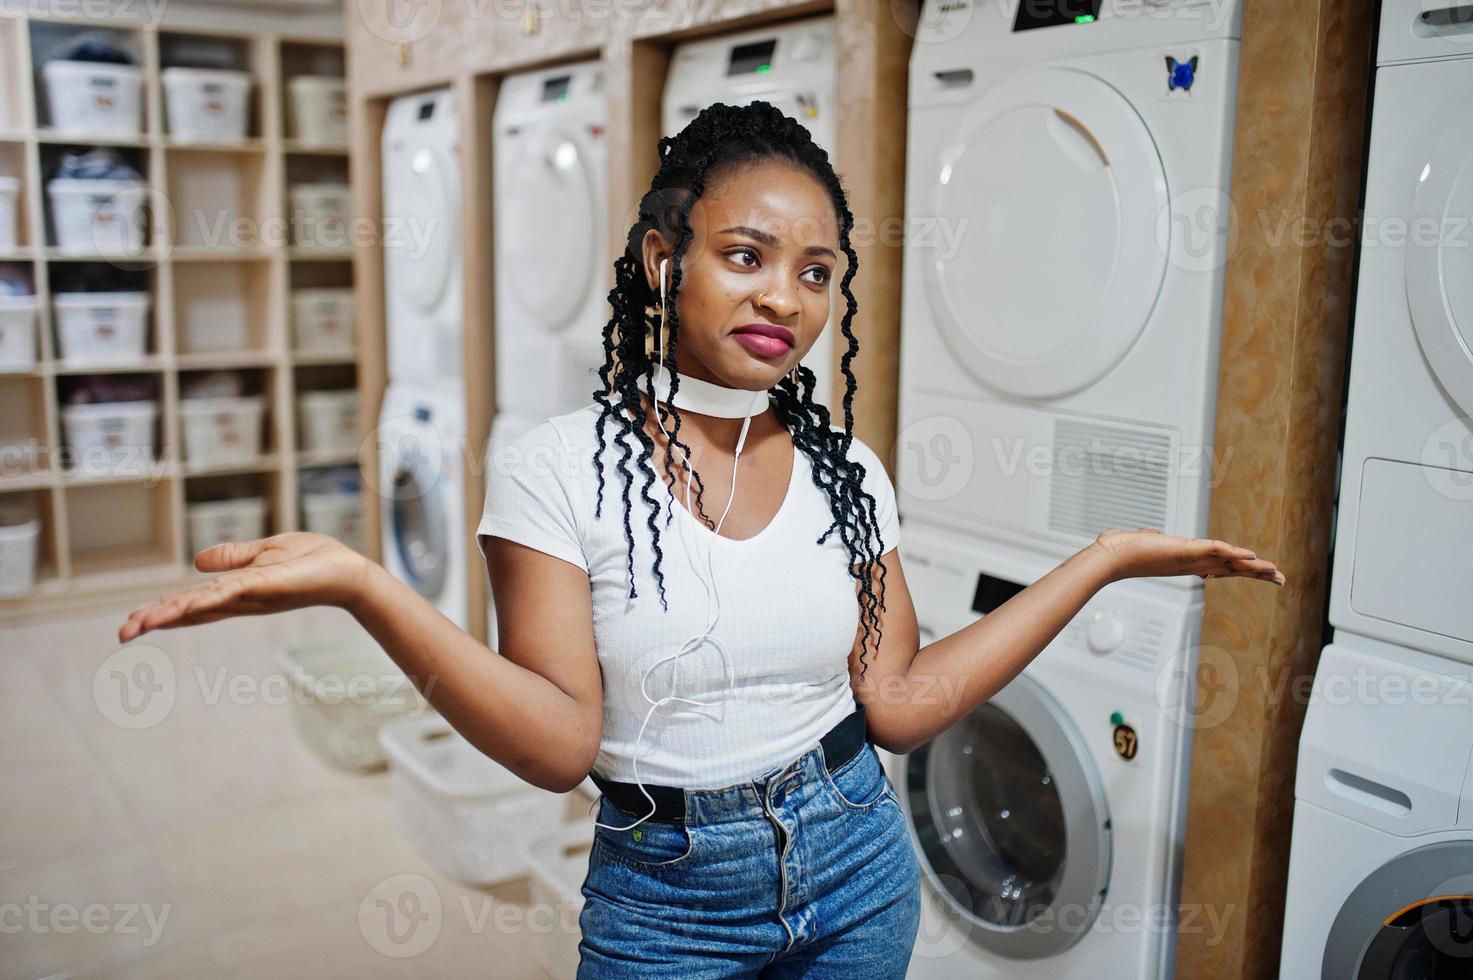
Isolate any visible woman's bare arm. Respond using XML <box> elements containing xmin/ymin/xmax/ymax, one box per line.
<box><xmin>850</xmin><ymin>528</ymin><xmax>1285</xmax><ymax>755</ymax></box>
<box><xmin>117</xmin><ymin>532</ymin><xmax>602</xmax><ymax>794</ymax></box>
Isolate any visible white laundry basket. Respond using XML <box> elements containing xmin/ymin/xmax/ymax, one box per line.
<box><xmin>42</xmin><ymin>60</ymin><xmax>143</xmax><ymax>138</ymax></box>
<box><xmin>187</xmin><ymin>496</ymin><xmax>266</xmax><ymax>555</ymax></box>
<box><xmin>0</xmin><ymin>175</ymin><xmax>19</xmax><ymax>249</ymax></box>
<box><xmin>162</xmin><ymin>67</ymin><xmax>252</xmax><ymax>143</ymax></box>
<box><xmin>0</xmin><ymin>295</ymin><xmax>38</xmax><ymax>371</ymax></box>
<box><xmin>289</xmin><ymin>183</ymin><xmax>352</xmax><ymax>248</ymax></box>
<box><xmin>278</xmin><ymin>638</ymin><xmax>427</xmax><ymax>772</ymax></box>
<box><xmin>180</xmin><ymin>394</ymin><xmax>265</xmax><ymax>465</ymax></box>
<box><xmin>297</xmin><ymin>390</ymin><xmax>358</xmax><ymax>455</ymax></box>
<box><xmin>379</xmin><ymin>712</ymin><xmax>572</xmax><ymax>885</ymax></box>
<box><xmin>521</xmin><ymin>821</ymin><xmax>595</xmax><ymax>980</ymax></box>
<box><xmin>288</xmin><ymin>76</ymin><xmax>348</xmax><ymax>146</ymax></box>
<box><xmin>47</xmin><ymin>178</ymin><xmax>147</xmax><ymax>254</ymax></box>
<box><xmin>53</xmin><ymin>291</ymin><xmax>150</xmax><ymax>364</ymax></box>
<box><xmin>291</xmin><ymin>288</ymin><xmax>355</xmax><ymax>352</ymax></box>
<box><xmin>60</xmin><ymin>400</ymin><xmax>157</xmax><ymax>475</ymax></box>
<box><xmin>301</xmin><ymin>467</ymin><xmax>363</xmax><ymax>552</ymax></box>
<box><xmin>0</xmin><ymin>500</ymin><xmax>42</xmax><ymax>599</ymax></box>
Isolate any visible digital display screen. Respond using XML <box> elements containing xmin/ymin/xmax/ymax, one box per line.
<box><xmin>1012</xmin><ymin>0</ymin><xmax>1103</xmax><ymax>31</ymax></box>
<box><xmin>416</xmin><ymin>100</ymin><xmax>435</xmax><ymax>120</ymax></box>
<box><xmin>972</xmin><ymin>573</ymin><xmax>1026</xmax><ymax>616</ymax></box>
<box><xmin>541</xmin><ymin>75</ymin><xmax>571</xmax><ymax>102</ymax></box>
<box><xmin>728</xmin><ymin>39</ymin><xmax>776</xmax><ymax>76</ymax></box>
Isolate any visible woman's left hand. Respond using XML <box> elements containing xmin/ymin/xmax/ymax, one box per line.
<box><xmin>1090</xmin><ymin>527</ymin><xmax>1285</xmax><ymax>586</ymax></box>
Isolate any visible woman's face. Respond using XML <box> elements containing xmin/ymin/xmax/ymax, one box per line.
<box><xmin>642</xmin><ymin>159</ymin><xmax>840</xmax><ymax>391</ymax></box>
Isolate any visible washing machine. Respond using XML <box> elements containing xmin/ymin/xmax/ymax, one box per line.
<box><xmin>1324</xmin><ymin>0</ymin><xmax>1473</xmax><ymax>664</ymax></box>
<box><xmin>492</xmin><ymin>62</ymin><xmax>608</xmax><ymax>422</ymax></box>
<box><xmin>378</xmin><ymin>383</ymin><xmax>468</xmax><ymax>628</ymax></box>
<box><xmin>1279</xmin><ymin>636</ymin><xmax>1473</xmax><ymax>978</ymax></box>
<box><xmin>663</xmin><ymin>15</ymin><xmax>839</xmax><ymax>410</ymax></box>
<box><xmin>382</xmin><ymin>87</ymin><xmax>462</xmax><ymax>387</ymax></box>
<box><xmin>898</xmin><ymin>0</ymin><xmax>1242</xmax><ymax>592</ymax></box>
<box><xmin>884</xmin><ymin>522</ymin><xmax>1204</xmax><ymax>979</ymax></box>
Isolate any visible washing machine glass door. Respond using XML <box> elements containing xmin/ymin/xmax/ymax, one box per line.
<box><xmin>904</xmin><ymin>671</ymin><xmax>1111</xmax><ymax>960</ymax></box>
<box><xmin>924</xmin><ymin>68</ymin><xmax>1169</xmax><ymax>400</ymax></box>
<box><xmin>386</xmin><ymin>140</ymin><xmax>457</xmax><ymax>316</ymax></box>
<box><xmin>390</xmin><ymin>448</ymin><xmax>449</xmax><ymax>600</ymax></box>
<box><xmin>1408</xmin><ymin>116</ymin><xmax>1473</xmax><ymax>417</ymax></box>
<box><xmin>1321</xmin><ymin>841</ymin><xmax>1473</xmax><ymax>978</ymax></box>
<box><xmin>503</xmin><ymin>125</ymin><xmax>596</xmax><ymax>333</ymax></box>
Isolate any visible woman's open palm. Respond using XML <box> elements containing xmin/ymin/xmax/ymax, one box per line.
<box><xmin>117</xmin><ymin>533</ymin><xmax>370</xmax><ymax>643</ymax></box>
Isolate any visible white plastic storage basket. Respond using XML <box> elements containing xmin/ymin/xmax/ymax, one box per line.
<box><xmin>42</xmin><ymin>60</ymin><xmax>143</xmax><ymax>138</ymax></box>
<box><xmin>521</xmin><ymin>821</ymin><xmax>595</xmax><ymax>980</ymax></box>
<box><xmin>301</xmin><ymin>468</ymin><xmax>363</xmax><ymax>552</ymax></box>
<box><xmin>288</xmin><ymin>76</ymin><xmax>348</xmax><ymax>146</ymax></box>
<box><xmin>48</xmin><ymin>178</ymin><xmax>147</xmax><ymax>254</ymax></box>
<box><xmin>379</xmin><ymin>712</ymin><xmax>572</xmax><ymax>885</ymax></box>
<box><xmin>161</xmin><ymin>67</ymin><xmax>252</xmax><ymax>143</ymax></box>
<box><xmin>180</xmin><ymin>395</ymin><xmax>265</xmax><ymax>465</ymax></box>
<box><xmin>187</xmin><ymin>496</ymin><xmax>266</xmax><ymax>555</ymax></box>
<box><xmin>0</xmin><ymin>501</ymin><xmax>42</xmax><ymax>599</ymax></box>
<box><xmin>0</xmin><ymin>175</ymin><xmax>18</xmax><ymax>249</ymax></box>
<box><xmin>291</xmin><ymin>288</ymin><xmax>355</xmax><ymax>352</ymax></box>
<box><xmin>60</xmin><ymin>400</ymin><xmax>157</xmax><ymax>475</ymax></box>
<box><xmin>53</xmin><ymin>291</ymin><xmax>149</xmax><ymax>364</ymax></box>
<box><xmin>289</xmin><ymin>183</ymin><xmax>351</xmax><ymax>248</ymax></box>
<box><xmin>297</xmin><ymin>390</ymin><xmax>358</xmax><ymax>455</ymax></box>
<box><xmin>0</xmin><ymin>296</ymin><xmax>38</xmax><ymax>370</ymax></box>
<box><xmin>278</xmin><ymin>638</ymin><xmax>427</xmax><ymax>772</ymax></box>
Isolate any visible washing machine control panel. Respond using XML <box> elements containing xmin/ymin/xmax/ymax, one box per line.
<box><xmin>1085</xmin><ymin>611</ymin><xmax>1127</xmax><ymax>654</ymax></box>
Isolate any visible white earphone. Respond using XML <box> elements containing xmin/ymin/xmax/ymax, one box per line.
<box><xmin>592</xmin><ymin>256</ymin><xmax>754</xmax><ymax>832</ymax></box>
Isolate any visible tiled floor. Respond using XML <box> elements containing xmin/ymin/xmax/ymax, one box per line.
<box><xmin>1</xmin><ymin>603</ymin><xmax>580</xmax><ymax>979</ymax></box>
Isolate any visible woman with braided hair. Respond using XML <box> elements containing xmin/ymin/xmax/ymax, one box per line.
<box><xmin>117</xmin><ymin>101</ymin><xmax>1284</xmax><ymax>977</ymax></box>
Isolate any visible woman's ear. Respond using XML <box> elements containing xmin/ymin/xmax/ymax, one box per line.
<box><xmin>641</xmin><ymin>228</ymin><xmax>672</xmax><ymax>294</ymax></box>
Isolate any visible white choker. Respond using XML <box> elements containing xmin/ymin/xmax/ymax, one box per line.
<box><xmin>648</xmin><ymin>363</ymin><xmax>771</xmax><ymax>419</ymax></box>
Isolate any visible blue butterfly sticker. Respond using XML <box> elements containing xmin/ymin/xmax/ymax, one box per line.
<box><xmin>1167</xmin><ymin>55</ymin><xmax>1199</xmax><ymax>93</ymax></box>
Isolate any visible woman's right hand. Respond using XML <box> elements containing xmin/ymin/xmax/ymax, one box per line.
<box><xmin>117</xmin><ymin>533</ymin><xmax>374</xmax><ymax>643</ymax></box>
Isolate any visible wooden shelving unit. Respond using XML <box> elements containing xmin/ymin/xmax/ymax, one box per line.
<box><xmin>0</xmin><ymin>12</ymin><xmax>353</xmax><ymax>616</ymax></box>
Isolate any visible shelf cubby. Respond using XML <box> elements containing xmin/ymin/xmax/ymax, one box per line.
<box><xmin>0</xmin><ymin>376</ymin><xmax>49</xmax><ymax>483</ymax></box>
<box><xmin>65</xmin><ymin>478</ymin><xmax>177</xmax><ymax>577</ymax></box>
<box><xmin>163</xmin><ymin>148</ymin><xmax>272</xmax><ymax>250</ymax></box>
<box><xmin>172</xmin><ymin>258</ymin><xmax>277</xmax><ymax>355</ymax></box>
<box><xmin>28</xmin><ymin>20</ymin><xmax>149</xmax><ymax>137</ymax></box>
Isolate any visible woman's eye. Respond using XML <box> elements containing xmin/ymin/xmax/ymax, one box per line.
<box><xmin>729</xmin><ymin>248</ymin><xmax>758</xmax><ymax>268</ymax></box>
<box><xmin>805</xmin><ymin>267</ymin><xmax>831</xmax><ymax>285</ymax></box>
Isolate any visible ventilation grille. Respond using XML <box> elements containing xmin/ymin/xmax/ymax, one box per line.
<box><xmin>1048</xmin><ymin>420</ymin><xmax>1171</xmax><ymax>539</ymax></box>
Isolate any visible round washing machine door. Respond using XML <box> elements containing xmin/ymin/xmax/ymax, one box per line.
<box><xmin>502</xmin><ymin>125</ymin><xmax>597</xmax><ymax>334</ymax></box>
<box><xmin>923</xmin><ymin>67</ymin><xmax>1169</xmax><ymax>400</ymax></box>
<box><xmin>1407</xmin><ymin>115</ymin><xmax>1473</xmax><ymax>418</ymax></box>
<box><xmin>389</xmin><ymin>438</ymin><xmax>450</xmax><ymax>601</ymax></box>
<box><xmin>903</xmin><ymin>671</ymin><xmax>1112</xmax><ymax>960</ymax></box>
<box><xmin>1320</xmin><ymin>840</ymin><xmax>1473</xmax><ymax>978</ymax></box>
<box><xmin>385</xmin><ymin>140</ymin><xmax>458</xmax><ymax>316</ymax></box>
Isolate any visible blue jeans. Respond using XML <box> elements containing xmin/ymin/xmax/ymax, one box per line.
<box><xmin>577</xmin><ymin>740</ymin><xmax>922</xmax><ymax>977</ymax></box>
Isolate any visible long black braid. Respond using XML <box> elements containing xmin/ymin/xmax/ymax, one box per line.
<box><xmin>590</xmin><ymin>101</ymin><xmax>889</xmax><ymax>679</ymax></box>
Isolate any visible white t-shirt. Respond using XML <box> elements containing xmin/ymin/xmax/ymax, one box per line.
<box><xmin>476</xmin><ymin>401</ymin><xmax>901</xmax><ymax>788</ymax></box>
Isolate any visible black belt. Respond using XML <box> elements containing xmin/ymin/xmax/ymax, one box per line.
<box><xmin>589</xmin><ymin>703</ymin><xmax>869</xmax><ymax>823</ymax></box>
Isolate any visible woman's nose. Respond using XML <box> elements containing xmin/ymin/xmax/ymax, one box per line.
<box><xmin>754</xmin><ymin>282</ymin><xmax>801</xmax><ymax>318</ymax></box>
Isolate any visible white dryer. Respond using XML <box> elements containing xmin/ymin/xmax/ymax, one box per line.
<box><xmin>378</xmin><ymin>383</ymin><xmax>468</xmax><ymax>628</ymax></box>
<box><xmin>382</xmin><ymin>88</ymin><xmax>463</xmax><ymax>387</ymax></box>
<box><xmin>886</xmin><ymin>522</ymin><xmax>1204</xmax><ymax>979</ymax></box>
<box><xmin>1325</xmin><ymin>0</ymin><xmax>1473</xmax><ymax>664</ymax></box>
<box><xmin>663</xmin><ymin>15</ymin><xmax>839</xmax><ymax>410</ymax></box>
<box><xmin>898</xmin><ymin>0</ymin><xmax>1242</xmax><ymax>592</ymax></box>
<box><xmin>492</xmin><ymin>62</ymin><xmax>608</xmax><ymax>422</ymax></box>
<box><xmin>1279</xmin><ymin>637</ymin><xmax>1473</xmax><ymax>978</ymax></box>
